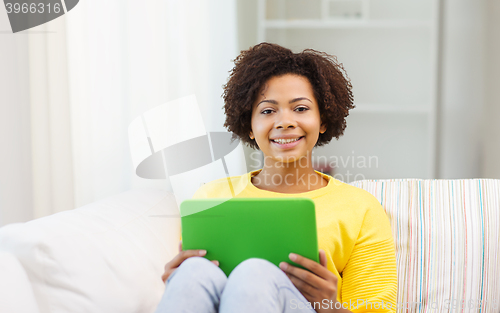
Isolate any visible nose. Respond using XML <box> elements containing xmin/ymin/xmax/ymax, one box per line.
<box><xmin>275</xmin><ymin>110</ymin><xmax>297</xmax><ymax>129</ymax></box>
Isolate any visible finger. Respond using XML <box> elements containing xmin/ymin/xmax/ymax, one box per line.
<box><xmin>211</xmin><ymin>260</ymin><xmax>220</xmax><ymax>266</ymax></box>
<box><xmin>178</xmin><ymin>241</ymin><xmax>182</xmax><ymax>252</ymax></box>
<box><xmin>281</xmin><ymin>266</ymin><xmax>291</xmax><ymax>280</ymax></box>
<box><xmin>280</xmin><ymin>264</ymin><xmax>320</xmax><ymax>289</ymax></box>
<box><xmin>162</xmin><ymin>268</ymin><xmax>175</xmax><ymax>283</ymax></box>
<box><xmin>288</xmin><ymin>273</ymin><xmax>317</xmax><ymax>298</ymax></box>
<box><xmin>288</xmin><ymin>253</ymin><xmax>331</xmax><ymax>281</ymax></box>
<box><xmin>161</xmin><ymin>269</ymin><xmax>171</xmax><ymax>283</ymax></box>
<box><xmin>279</xmin><ymin>262</ymin><xmax>325</xmax><ymax>287</ymax></box>
<box><xmin>168</xmin><ymin>249</ymin><xmax>206</xmax><ymax>268</ymax></box>
<box><xmin>280</xmin><ymin>262</ymin><xmax>324</xmax><ymax>289</ymax></box>
<box><xmin>319</xmin><ymin>249</ymin><xmax>327</xmax><ymax>267</ymax></box>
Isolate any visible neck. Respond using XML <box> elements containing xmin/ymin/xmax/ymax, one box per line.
<box><xmin>253</xmin><ymin>152</ymin><xmax>327</xmax><ymax>192</ymax></box>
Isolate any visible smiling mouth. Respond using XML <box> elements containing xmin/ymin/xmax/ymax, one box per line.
<box><xmin>271</xmin><ymin>136</ymin><xmax>304</xmax><ymax>144</ymax></box>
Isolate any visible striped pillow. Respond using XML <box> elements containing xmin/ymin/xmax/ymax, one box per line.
<box><xmin>350</xmin><ymin>179</ymin><xmax>500</xmax><ymax>313</ymax></box>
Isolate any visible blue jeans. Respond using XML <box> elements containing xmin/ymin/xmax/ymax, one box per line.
<box><xmin>154</xmin><ymin>257</ymin><xmax>317</xmax><ymax>313</ymax></box>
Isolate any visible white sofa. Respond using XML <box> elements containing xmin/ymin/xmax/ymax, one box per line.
<box><xmin>0</xmin><ymin>190</ymin><xmax>180</xmax><ymax>313</ymax></box>
<box><xmin>0</xmin><ymin>180</ymin><xmax>499</xmax><ymax>313</ymax></box>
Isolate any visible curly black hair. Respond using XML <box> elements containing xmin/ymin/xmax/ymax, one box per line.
<box><xmin>222</xmin><ymin>42</ymin><xmax>354</xmax><ymax>150</ymax></box>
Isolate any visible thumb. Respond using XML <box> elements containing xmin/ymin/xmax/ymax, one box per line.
<box><xmin>319</xmin><ymin>249</ymin><xmax>327</xmax><ymax>267</ymax></box>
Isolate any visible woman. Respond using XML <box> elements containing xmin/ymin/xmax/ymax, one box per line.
<box><xmin>155</xmin><ymin>43</ymin><xmax>397</xmax><ymax>313</ymax></box>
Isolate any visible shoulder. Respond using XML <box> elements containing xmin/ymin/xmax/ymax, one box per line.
<box><xmin>329</xmin><ymin>178</ymin><xmax>385</xmax><ymax>211</ymax></box>
<box><xmin>329</xmin><ymin>180</ymin><xmax>393</xmax><ymax>240</ymax></box>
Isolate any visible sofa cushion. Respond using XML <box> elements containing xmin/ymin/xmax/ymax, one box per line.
<box><xmin>0</xmin><ymin>189</ymin><xmax>180</xmax><ymax>313</ymax></box>
<box><xmin>351</xmin><ymin>179</ymin><xmax>500</xmax><ymax>312</ymax></box>
<box><xmin>0</xmin><ymin>251</ymin><xmax>40</xmax><ymax>313</ymax></box>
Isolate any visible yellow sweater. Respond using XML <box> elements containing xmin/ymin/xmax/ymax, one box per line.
<box><xmin>192</xmin><ymin>169</ymin><xmax>397</xmax><ymax>312</ymax></box>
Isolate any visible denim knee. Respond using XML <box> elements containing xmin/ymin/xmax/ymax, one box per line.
<box><xmin>158</xmin><ymin>257</ymin><xmax>227</xmax><ymax>313</ymax></box>
<box><xmin>219</xmin><ymin>258</ymin><xmax>290</xmax><ymax>312</ymax></box>
<box><xmin>228</xmin><ymin>258</ymin><xmax>287</xmax><ymax>286</ymax></box>
<box><xmin>169</xmin><ymin>256</ymin><xmax>226</xmax><ymax>285</ymax></box>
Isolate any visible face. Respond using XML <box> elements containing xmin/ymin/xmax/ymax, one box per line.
<box><xmin>249</xmin><ymin>74</ymin><xmax>326</xmax><ymax>165</ymax></box>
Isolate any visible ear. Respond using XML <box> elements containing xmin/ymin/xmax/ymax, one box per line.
<box><xmin>320</xmin><ymin>123</ymin><xmax>327</xmax><ymax>134</ymax></box>
<box><xmin>249</xmin><ymin>131</ymin><xmax>254</xmax><ymax>140</ymax></box>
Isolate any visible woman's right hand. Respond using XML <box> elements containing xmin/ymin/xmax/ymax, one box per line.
<box><xmin>161</xmin><ymin>241</ymin><xmax>219</xmax><ymax>283</ymax></box>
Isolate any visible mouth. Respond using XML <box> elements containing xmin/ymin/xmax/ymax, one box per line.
<box><xmin>270</xmin><ymin>136</ymin><xmax>304</xmax><ymax>148</ymax></box>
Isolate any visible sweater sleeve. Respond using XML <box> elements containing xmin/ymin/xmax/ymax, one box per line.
<box><xmin>340</xmin><ymin>200</ymin><xmax>398</xmax><ymax>313</ymax></box>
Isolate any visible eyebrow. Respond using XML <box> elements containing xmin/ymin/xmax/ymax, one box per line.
<box><xmin>257</xmin><ymin>97</ymin><xmax>313</xmax><ymax>107</ymax></box>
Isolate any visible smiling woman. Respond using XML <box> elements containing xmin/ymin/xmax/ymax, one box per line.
<box><xmin>223</xmin><ymin>43</ymin><xmax>354</xmax><ymax>151</ymax></box>
<box><xmin>250</xmin><ymin>75</ymin><xmax>325</xmax><ymax>158</ymax></box>
<box><xmin>249</xmin><ymin>74</ymin><xmax>328</xmax><ymax>193</ymax></box>
<box><xmin>223</xmin><ymin>43</ymin><xmax>355</xmax><ymax>194</ymax></box>
<box><xmin>154</xmin><ymin>43</ymin><xmax>398</xmax><ymax>313</ymax></box>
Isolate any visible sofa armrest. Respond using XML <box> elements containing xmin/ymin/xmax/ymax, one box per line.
<box><xmin>0</xmin><ymin>251</ymin><xmax>40</xmax><ymax>313</ymax></box>
<box><xmin>0</xmin><ymin>189</ymin><xmax>180</xmax><ymax>313</ymax></box>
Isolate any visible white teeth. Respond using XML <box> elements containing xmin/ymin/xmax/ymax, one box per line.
<box><xmin>273</xmin><ymin>137</ymin><xmax>301</xmax><ymax>144</ymax></box>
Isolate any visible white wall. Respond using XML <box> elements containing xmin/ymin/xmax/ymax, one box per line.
<box><xmin>237</xmin><ymin>0</ymin><xmax>258</xmax><ymax>51</ymax></box>
<box><xmin>482</xmin><ymin>0</ymin><xmax>500</xmax><ymax>178</ymax></box>
<box><xmin>238</xmin><ymin>0</ymin><xmax>498</xmax><ymax>180</ymax></box>
<box><xmin>0</xmin><ymin>9</ymin><xmax>34</xmax><ymax>225</ymax></box>
<box><xmin>236</xmin><ymin>0</ymin><xmax>261</xmax><ymax>171</ymax></box>
<box><xmin>439</xmin><ymin>0</ymin><xmax>500</xmax><ymax>179</ymax></box>
<box><xmin>438</xmin><ymin>0</ymin><xmax>486</xmax><ymax>179</ymax></box>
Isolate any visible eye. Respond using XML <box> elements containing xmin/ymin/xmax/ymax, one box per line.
<box><xmin>295</xmin><ymin>106</ymin><xmax>309</xmax><ymax>112</ymax></box>
<box><xmin>261</xmin><ymin>109</ymin><xmax>274</xmax><ymax>115</ymax></box>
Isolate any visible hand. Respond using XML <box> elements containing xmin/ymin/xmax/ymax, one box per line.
<box><xmin>279</xmin><ymin>250</ymin><xmax>348</xmax><ymax>313</ymax></box>
<box><xmin>161</xmin><ymin>241</ymin><xmax>219</xmax><ymax>283</ymax></box>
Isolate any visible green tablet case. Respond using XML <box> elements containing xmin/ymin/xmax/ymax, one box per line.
<box><xmin>180</xmin><ymin>198</ymin><xmax>319</xmax><ymax>276</ymax></box>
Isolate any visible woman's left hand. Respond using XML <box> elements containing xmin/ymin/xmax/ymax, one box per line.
<box><xmin>279</xmin><ymin>250</ymin><xmax>351</xmax><ymax>313</ymax></box>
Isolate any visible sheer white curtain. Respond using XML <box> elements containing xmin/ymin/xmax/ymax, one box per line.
<box><xmin>64</xmin><ymin>0</ymin><xmax>241</xmax><ymax>208</ymax></box>
<box><xmin>27</xmin><ymin>17</ymin><xmax>74</xmax><ymax>219</ymax></box>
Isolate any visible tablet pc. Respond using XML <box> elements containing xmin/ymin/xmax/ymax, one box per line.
<box><xmin>180</xmin><ymin>198</ymin><xmax>319</xmax><ymax>276</ymax></box>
